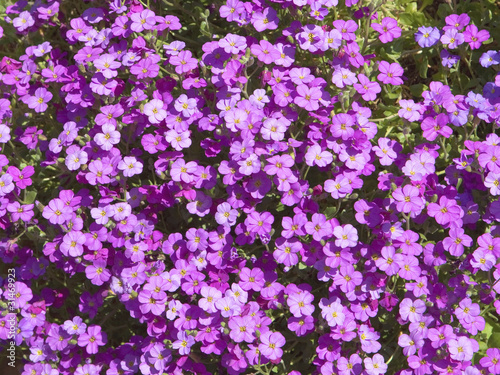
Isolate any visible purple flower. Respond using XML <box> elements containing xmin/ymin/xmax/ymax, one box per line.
<box><xmin>440</xmin><ymin>29</ymin><xmax>465</xmax><ymax>49</ymax></box>
<box><xmin>252</xmin><ymin>7</ymin><xmax>279</xmax><ymax>32</ymax></box>
<box><xmin>415</xmin><ymin>26</ymin><xmax>440</xmax><ymax>47</ymax></box>
<box><xmin>480</xmin><ymin>348</ymin><xmax>500</xmax><ymax>374</ymax></box>
<box><xmin>427</xmin><ymin>196</ymin><xmax>463</xmax><ymax>226</ymax></box>
<box><xmin>354</xmin><ymin>74</ymin><xmax>381</xmax><ymax>101</ymax></box>
<box><xmin>305</xmin><ymin>144</ymin><xmax>333</xmax><ymax>167</ymax></box>
<box><xmin>294</xmin><ymin>84</ymin><xmax>322</xmax><ymax>111</ymax></box>
<box><xmin>144</xmin><ymin>99</ymin><xmax>167</xmax><ymax>124</ymax></box>
<box><xmin>42</xmin><ymin>198</ymin><xmax>73</xmax><ymax>224</ymax></box>
<box><xmin>118</xmin><ymin>156</ymin><xmax>143</xmax><ymax>177</ymax></box>
<box><xmin>130</xmin><ymin>9</ymin><xmax>156</xmax><ymax>32</ymax></box>
<box><xmin>13</xmin><ymin>11</ymin><xmax>35</xmax><ymax>32</ymax></box>
<box><xmin>448</xmin><ymin>336</ymin><xmax>473</xmax><ymax>361</ymax></box>
<box><xmin>85</xmin><ymin>259</ymin><xmax>111</xmax><ymax>286</ymax></box>
<box><xmin>170</xmin><ymin>50</ymin><xmax>198</xmax><ymax>74</ymax></box>
<box><xmin>77</xmin><ymin>325</ymin><xmax>107</xmax><ymax>354</ymax></box>
<box><xmin>287</xmin><ymin>290</ymin><xmax>314</xmax><ymax>317</ymax></box>
<box><xmin>399</xmin><ymin>298</ymin><xmax>426</xmax><ymax>322</ymax></box>
<box><xmin>371</xmin><ymin>17</ymin><xmax>401</xmax><ymax>43</ymax></box>
<box><xmin>172</xmin><ymin>331</ymin><xmax>195</xmax><ymax>355</ymax></box>
<box><xmin>377</xmin><ymin>61</ymin><xmax>404</xmax><ymax>85</ymax></box>
<box><xmin>333</xmin><ymin>224</ymin><xmax>358</xmax><ymax>248</ymax></box>
<box><xmin>228</xmin><ymin>315</ymin><xmax>256</xmax><ymax>343</ymax></box>
<box><xmin>364</xmin><ymin>354</ymin><xmax>387</xmax><ymax>375</ymax></box>
<box><xmin>258</xmin><ymin>331</ymin><xmax>285</xmax><ymax>360</ymax></box>
<box><xmin>94</xmin><ymin>54</ymin><xmax>121</xmax><ymax>78</ymax></box>
<box><xmin>251</xmin><ymin>40</ymin><xmax>280</xmax><ymax>64</ymax></box>
<box><xmin>398</xmin><ymin>99</ymin><xmax>421</xmax><ymax>122</ymax></box>
<box><xmin>26</xmin><ymin>88</ymin><xmax>53</xmax><ymax>113</ymax></box>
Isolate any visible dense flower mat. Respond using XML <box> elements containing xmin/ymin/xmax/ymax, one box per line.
<box><xmin>1</xmin><ymin>0</ymin><xmax>500</xmax><ymax>374</ymax></box>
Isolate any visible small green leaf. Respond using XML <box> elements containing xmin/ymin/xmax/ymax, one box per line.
<box><xmin>24</xmin><ymin>191</ymin><xmax>37</xmax><ymax>204</ymax></box>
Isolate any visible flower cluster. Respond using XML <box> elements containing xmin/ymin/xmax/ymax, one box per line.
<box><xmin>0</xmin><ymin>0</ymin><xmax>499</xmax><ymax>374</ymax></box>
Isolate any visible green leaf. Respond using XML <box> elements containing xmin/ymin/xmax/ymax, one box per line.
<box><xmin>24</xmin><ymin>191</ymin><xmax>37</xmax><ymax>204</ymax></box>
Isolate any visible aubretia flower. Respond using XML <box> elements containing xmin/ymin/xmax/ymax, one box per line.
<box><xmin>333</xmin><ymin>224</ymin><xmax>358</xmax><ymax>248</ymax></box>
<box><xmin>354</xmin><ymin>74</ymin><xmax>381</xmax><ymax>101</ymax></box>
<box><xmin>464</xmin><ymin>24</ymin><xmax>490</xmax><ymax>49</ymax></box>
<box><xmin>371</xmin><ymin>17</ymin><xmax>401</xmax><ymax>43</ymax></box>
<box><xmin>172</xmin><ymin>332</ymin><xmax>195</xmax><ymax>355</ymax></box>
<box><xmin>392</xmin><ymin>185</ymin><xmax>424</xmax><ymax>214</ymax></box>
<box><xmin>94</xmin><ymin>54</ymin><xmax>121</xmax><ymax>78</ymax></box>
<box><xmin>130</xmin><ymin>9</ymin><xmax>156</xmax><ymax>32</ymax></box>
<box><xmin>399</xmin><ymin>298</ymin><xmax>426</xmax><ymax>322</ymax></box>
<box><xmin>13</xmin><ymin>11</ymin><xmax>35</xmax><ymax>32</ymax></box>
<box><xmin>398</xmin><ymin>99</ymin><xmax>421</xmax><ymax>122</ymax></box>
<box><xmin>245</xmin><ymin>211</ymin><xmax>274</xmax><ymax>236</ymax></box>
<box><xmin>77</xmin><ymin>325</ymin><xmax>107</xmax><ymax>354</ymax></box>
<box><xmin>251</xmin><ymin>40</ymin><xmax>280</xmax><ymax>64</ymax></box>
<box><xmin>364</xmin><ymin>354</ymin><xmax>387</xmax><ymax>375</ymax></box>
<box><xmin>480</xmin><ymin>348</ymin><xmax>500</xmax><ymax>374</ymax></box>
<box><xmin>377</xmin><ymin>61</ymin><xmax>404</xmax><ymax>85</ymax></box>
<box><xmin>448</xmin><ymin>336</ymin><xmax>473</xmax><ymax>361</ymax></box>
<box><xmin>118</xmin><ymin>156</ymin><xmax>143</xmax><ymax>177</ymax></box>
<box><xmin>170</xmin><ymin>50</ymin><xmax>198</xmax><ymax>74</ymax></box>
<box><xmin>42</xmin><ymin>198</ymin><xmax>73</xmax><ymax>225</ymax></box>
<box><xmin>427</xmin><ymin>196</ymin><xmax>463</xmax><ymax>226</ymax></box>
<box><xmin>259</xmin><ymin>331</ymin><xmax>285</xmax><ymax>360</ymax></box>
<box><xmin>332</xmin><ymin>67</ymin><xmax>358</xmax><ymax>88</ymax></box>
<box><xmin>27</xmin><ymin>88</ymin><xmax>53</xmax><ymax>113</ymax></box>
<box><xmin>252</xmin><ymin>7</ymin><xmax>279</xmax><ymax>32</ymax></box>
<box><xmin>415</xmin><ymin>26</ymin><xmax>441</xmax><ymax>47</ymax></box>
<box><xmin>294</xmin><ymin>84</ymin><xmax>322</xmax><ymax>111</ymax></box>
<box><xmin>144</xmin><ymin>99</ymin><xmax>167</xmax><ymax>124</ymax></box>
<box><xmin>305</xmin><ymin>144</ymin><xmax>333</xmax><ymax>167</ymax></box>
<box><xmin>441</xmin><ymin>29</ymin><xmax>465</xmax><ymax>49</ymax></box>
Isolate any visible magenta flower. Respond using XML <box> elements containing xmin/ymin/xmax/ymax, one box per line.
<box><xmin>118</xmin><ymin>156</ymin><xmax>143</xmax><ymax>177</ymax></box>
<box><xmin>144</xmin><ymin>99</ymin><xmax>167</xmax><ymax>124</ymax></box>
<box><xmin>377</xmin><ymin>61</ymin><xmax>404</xmax><ymax>85</ymax></box>
<box><xmin>448</xmin><ymin>336</ymin><xmax>473</xmax><ymax>361</ymax></box>
<box><xmin>392</xmin><ymin>185</ymin><xmax>424</xmax><ymax>214</ymax></box>
<box><xmin>371</xmin><ymin>17</ymin><xmax>401</xmax><ymax>43</ymax></box>
<box><xmin>130</xmin><ymin>9</ymin><xmax>156</xmax><ymax>32</ymax></box>
<box><xmin>480</xmin><ymin>348</ymin><xmax>500</xmax><ymax>374</ymax></box>
<box><xmin>26</xmin><ymin>88</ymin><xmax>53</xmax><ymax>113</ymax></box>
<box><xmin>287</xmin><ymin>290</ymin><xmax>314</xmax><ymax>317</ymax></box>
<box><xmin>245</xmin><ymin>211</ymin><xmax>274</xmax><ymax>236</ymax></box>
<box><xmin>304</xmin><ymin>213</ymin><xmax>332</xmax><ymax>241</ymax></box>
<box><xmin>228</xmin><ymin>316</ymin><xmax>256</xmax><ymax>343</ymax></box>
<box><xmin>85</xmin><ymin>259</ymin><xmax>111</xmax><ymax>286</ymax></box>
<box><xmin>252</xmin><ymin>7</ymin><xmax>279</xmax><ymax>32</ymax></box>
<box><xmin>364</xmin><ymin>354</ymin><xmax>387</xmax><ymax>375</ymax></box>
<box><xmin>42</xmin><ymin>198</ymin><xmax>73</xmax><ymax>225</ymax></box>
<box><xmin>251</xmin><ymin>40</ymin><xmax>280</xmax><ymax>64</ymax></box>
<box><xmin>77</xmin><ymin>325</ymin><xmax>107</xmax><ymax>354</ymax></box>
<box><xmin>354</xmin><ymin>74</ymin><xmax>381</xmax><ymax>101</ymax></box>
<box><xmin>304</xmin><ymin>144</ymin><xmax>333</xmax><ymax>167</ymax></box>
<box><xmin>333</xmin><ymin>224</ymin><xmax>358</xmax><ymax>249</ymax></box>
<box><xmin>464</xmin><ymin>24</ymin><xmax>490</xmax><ymax>50</ymax></box>
<box><xmin>172</xmin><ymin>331</ymin><xmax>195</xmax><ymax>355</ymax></box>
<box><xmin>427</xmin><ymin>196</ymin><xmax>463</xmax><ymax>226</ymax></box>
<box><xmin>94</xmin><ymin>54</ymin><xmax>121</xmax><ymax>78</ymax></box>
<box><xmin>170</xmin><ymin>50</ymin><xmax>198</xmax><ymax>74</ymax></box>
<box><xmin>399</xmin><ymin>298</ymin><xmax>426</xmax><ymax>322</ymax></box>
<box><xmin>294</xmin><ymin>84</ymin><xmax>322</xmax><ymax>111</ymax></box>
<box><xmin>259</xmin><ymin>331</ymin><xmax>285</xmax><ymax>360</ymax></box>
